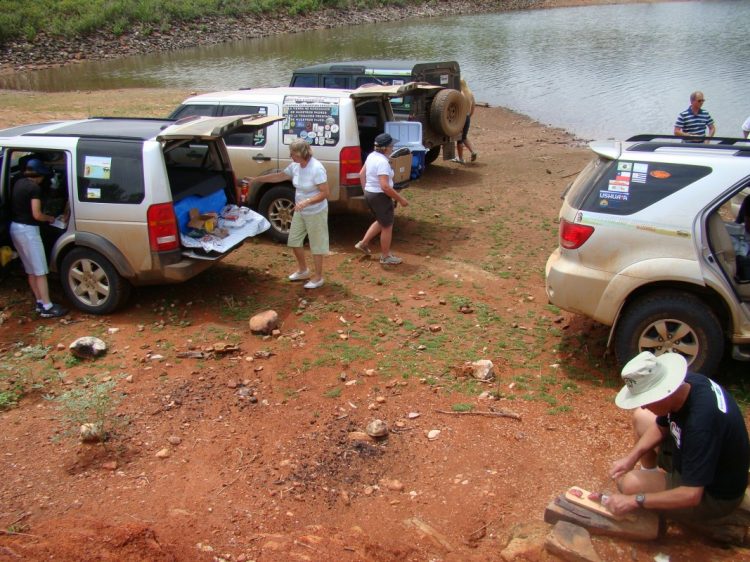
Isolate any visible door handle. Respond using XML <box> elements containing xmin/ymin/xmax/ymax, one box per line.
<box><xmin>252</xmin><ymin>154</ymin><xmax>271</xmax><ymax>161</ymax></box>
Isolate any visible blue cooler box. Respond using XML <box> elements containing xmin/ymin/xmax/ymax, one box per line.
<box><xmin>385</xmin><ymin>121</ymin><xmax>426</xmax><ymax>179</ymax></box>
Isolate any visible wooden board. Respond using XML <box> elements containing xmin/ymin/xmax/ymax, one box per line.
<box><xmin>545</xmin><ymin>496</ymin><xmax>660</xmax><ymax>541</ymax></box>
<box><xmin>564</xmin><ymin>486</ymin><xmax>626</xmax><ymax>521</ymax></box>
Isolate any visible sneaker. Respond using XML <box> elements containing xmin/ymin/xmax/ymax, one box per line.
<box><xmin>35</xmin><ymin>301</ymin><xmax>43</xmax><ymax>313</ymax></box>
<box><xmin>380</xmin><ymin>254</ymin><xmax>403</xmax><ymax>265</ymax></box>
<box><xmin>39</xmin><ymin>303</ymin><xmax>68</xmax><ymax>318</ymax></box>
<box><xmin>303</xmin><ymin>278</ymin><xmax>325</xmax><ymax>289</ymax></box>
<box><xmin>471</xmin><ymin>152</ymin><xmax>478</xmax><ymax>162</ymax></box>
<box><xmin>355</xmin><ymin>241</ymin><xmax>371</xmax><ymax>255</ymax></box>
<box><xmin>288</xmin><ymin>269</ymin><xmax>311</xmax><ymax>281</ymax></box>
<box><xmin>450</xmin><ymin>157</ymin><xmax>465</xmax><ymax>164</ymax></box>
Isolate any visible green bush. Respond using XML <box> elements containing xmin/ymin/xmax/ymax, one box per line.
<box><xmin>53</xmin><ymin>379</ymin><xmax>125</xmax><ymax>442</ymax></box>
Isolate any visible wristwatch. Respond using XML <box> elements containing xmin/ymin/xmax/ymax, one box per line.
<box><xmin>635</xmin><ymin>494</ymin><xmax>646</xmax><ymax>508</ymax></box>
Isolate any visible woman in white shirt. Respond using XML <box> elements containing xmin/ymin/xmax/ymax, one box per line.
<box><xmin>355</xmin><ymin>133</ymin><xmax>409</xmax><ymax>265</ymax></box>
<box><xmin>245</xmin><ymin>139</ymin><xmax>329</xmax><ymax>289</ymax></box>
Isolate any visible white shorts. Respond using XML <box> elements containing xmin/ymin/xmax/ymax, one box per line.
<box><xmin>10</xmin><ymin>222</ymin><xmax>48</xmax><ymax>276</ymax></box>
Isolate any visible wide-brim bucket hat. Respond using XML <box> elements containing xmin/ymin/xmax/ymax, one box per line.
<box><xmin>614</xmin><ymin>351</ymin><xmax>687</xmax><ymax>409</ymax></box>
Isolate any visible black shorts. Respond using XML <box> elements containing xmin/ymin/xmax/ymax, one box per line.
<box><xmin>365</xmin><ymin>191</ymin><xmax>395</xmax><ymax>227</ymax></box>
<box><xmin>658</xmin><ymin>440</ymin><xmax>744</xmax><ymax>521</ymax></box>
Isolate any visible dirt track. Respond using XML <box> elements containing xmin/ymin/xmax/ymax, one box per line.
<box><xmin>1</xmin><ymin>88</ymin><xmax>748</xmax><ymax>561</ymax></box>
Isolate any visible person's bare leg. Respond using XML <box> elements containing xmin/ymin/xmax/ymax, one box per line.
<box><xmin>311</xmin><ymin>254</ymin><xmax>324</xmax><ymax>283</ymax></box>
<box><xmin>29</xmin><ymin>274</ymin><xmax>50</xmax><ymax>304</ymax></box>
<box><xmin>379</xmin><ymin>224</ymin><xmax>394</xmax><ymax>256</ymax></box>
<box><xmin>292</xmin><ymin>247</ymin><xmax>308</xmax><ymax>274</ymax></box>
<box><xmin>456</xmin><ymin>141</ymin><xmax>465</xmax><ymax>161</ymax></box>
<box><xmin>361</xmin><ymin>221</ymin><xmax>382</xmax><ymax>246</ymax></box>
<box><xmin>615</xmin><ymin>408</ymin><xmax>667</xmax><ymax>494</ymax></box>
<box><xmin>633</xmin><ymin>408</ymin><xmax>658</xmax><ymax>468</ymax></box>
<box><xmin>617</xmin><ymin>467</ymin><xmax>668</xmax><ymax>494</ymax></box>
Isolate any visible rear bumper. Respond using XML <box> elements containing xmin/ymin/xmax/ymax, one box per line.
<box><xmin>545</xmin><ymin>249</ymin><xmax>616</xmax><ymax>325</ymax></box>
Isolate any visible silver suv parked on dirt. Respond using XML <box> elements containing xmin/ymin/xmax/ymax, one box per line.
<box><xmin>545</xmin><ymin>134</ymin><xmax>750</xmax><ymax>374</ymax></box>
<box><xmin>0</xmin><ymin>115</ymin><xmax>279</xmax><ymax>314</ymax></box>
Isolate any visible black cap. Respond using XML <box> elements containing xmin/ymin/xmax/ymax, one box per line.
<box><xmin>374</xmin><ymin>133</ymin><xmax>397</xmax><ymax>147</ymax></box>
<box><xmin>25</xmin><ymin>158</ymin><xmax>52</xmax><ymax>176</ymax></box>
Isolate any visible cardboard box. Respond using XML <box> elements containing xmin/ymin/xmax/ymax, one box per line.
<box><xmin>391</xmin><ymin>152</ymin><xmax>412</xmax><ymax>184</ymax></box>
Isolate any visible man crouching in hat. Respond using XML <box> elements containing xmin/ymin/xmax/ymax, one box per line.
<box><xmin>606</xmin><ymin>351</ymin><xmax>749</xmax><ymax>522</ymax></box>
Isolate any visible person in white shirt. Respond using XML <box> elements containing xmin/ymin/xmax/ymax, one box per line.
<box><xmin>742</xmin><ymin>115</ymin><xmax>750</xmax><ymax>139</ymax></box>
<box><xmin>355</xmin><ymin>133</ymin><xmax>409</xmax><ymax>265</ymax></box>
<box><xmin>245</xmin><ymin>139</ymin><xmax>330</xmax><ymax>289</ymax></box>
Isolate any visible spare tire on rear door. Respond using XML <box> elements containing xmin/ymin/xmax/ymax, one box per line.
<box><xmin>429</xmin><ymin>89</ymin><xmax>464</xmax><ymax>137</ymax></box>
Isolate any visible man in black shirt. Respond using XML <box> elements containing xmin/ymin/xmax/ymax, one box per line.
<box><xmin>607</xmin><ymin>352</ymin><xmax>749</xmax><ymax>521</ymax></box>
<box><xmin>9</xmin><ymin>158</ymin><xmax>67</xmax><ymax>318</ymax></box>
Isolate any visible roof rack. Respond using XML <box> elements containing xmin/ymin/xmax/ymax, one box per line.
<box><xmin>626</xmin><ymin>134</ymin><xmax>750</xmax><ymax>156</ymax></box>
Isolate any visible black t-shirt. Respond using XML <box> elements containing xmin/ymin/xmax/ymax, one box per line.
<box><xmin>11</xmin><ymin>177</ymin><xmax>42</xmax><ymax>226</ymax></box>
<box><xmin>657</xmin><ymin>373</ymin><xmax>750</xmax><ymax>499</ymax></box>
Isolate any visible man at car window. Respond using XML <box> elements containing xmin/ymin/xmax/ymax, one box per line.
<box><xmin>9</xmin><ymin>159</ymin><xmax>68</xmax><ymax>318</ymax></box>
<box><xmin>605</xmin><ymin>352</ymin><xmax>749</xmax><ymax>523</ymax></box>
<box><xmin>674</xmin><ymin>91</ymin><xmax>715</xmax><ymax>140</ymax></box>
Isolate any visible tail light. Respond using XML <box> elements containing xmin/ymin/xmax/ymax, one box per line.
<box><xmin>560</xmin><ymin>218</ymin><xmax>594</xmax><ymax>249</ymax></box>
<box><xmin>340</xmin><ymin>146</ymin><xmax>363</xmax><ymax>186</ymax></box>
<box><xmin>147</xmin><ymin>203</ymin><xmax>179</xmax><ymax>252</ymax></box>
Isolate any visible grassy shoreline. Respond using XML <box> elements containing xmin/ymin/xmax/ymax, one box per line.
<box><xmin>0</xmin><ymin>0</ymin><xmax>539</xmax><ymax>44</ymax></box>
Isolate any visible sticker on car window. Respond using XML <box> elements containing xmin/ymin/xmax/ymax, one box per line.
<box><xmin>599</xmin><ymin>190</ymin><xmax>629</xmax><ymax>201</ymax></box>
<box><xmin>86</xmin><ymin>187</ymin><xmax>102</xmax><ymax>199</ymax></box>
<box><xmin>282</xmin><ymin>96</ymin><xmax>340</xmax><ymax>146</ymax></box>
<box><xmin>607</xmin><ymin>181</ymin><xmax>630</xmax><ymax>193</ymax></box>
<box><xmin>617</xmin><ymin>162</ymin><xmax>633</xmax><ymax>172</ymax></box>
<box><xmin>83</xmin><ymin>156</ymin><xmax>112</xmax><ymax>179</ymax></box>
<box><xmin>650</xmin><ymin>170</ymin><xmax>672</xmax><ymax>179</ymax></box>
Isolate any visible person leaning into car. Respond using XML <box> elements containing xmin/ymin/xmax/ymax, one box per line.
<box><xmin>674</xmin><ymin>91</ymin><xmax>715</xmax><ymax>140</ymax></box>
<box><xmin>243</xmin><ymin>139</ymin><xmax>329</xmax><ymax>289</ymax></box>
<box><xmin>9</xmin><ymin>159</ymin><xmax>68</xmax><ymax>318</ymax></box>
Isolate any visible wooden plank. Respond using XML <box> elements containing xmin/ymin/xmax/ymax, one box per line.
<box><xmin>545</xmin><ymin>496</ymin><xmax>660</xmax><ymax>541</ymax></box>
<box><xmin>564</xmin><ymin>486</ymin><xmax>626</xmax><ymax>521</ymax></box>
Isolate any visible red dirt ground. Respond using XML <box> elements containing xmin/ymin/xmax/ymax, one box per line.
<box><xmin>1</xmin><ymin>90</ymin><xmax>748</xmax><ymax>561</ymax></box>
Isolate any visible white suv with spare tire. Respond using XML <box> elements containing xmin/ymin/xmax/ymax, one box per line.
<box><xmin>170</xmin><ymin>84</ymin><xmax>464</xmax><ymax>242</ymax></box>
<box><xmin>545</xmin><ymin>134</ymin><xmax>750</xmax><ymax>375</ymax></box>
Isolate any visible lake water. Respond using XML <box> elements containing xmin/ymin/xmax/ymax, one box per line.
<box><xmin>2</xmin><ymin>1</ymin><xmax>748</xmax><ymax>140</ymax></box>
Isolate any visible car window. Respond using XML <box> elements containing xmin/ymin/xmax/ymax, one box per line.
<box><xmin>354</xmin><ymin>76</ymin><xmax>410</xmax><ymax>111</ymax></box>
<box><xmin>221</xmin><ymin>105</ymin><xmax>269</xmax><ymax>147</ymax></box>
<box><xmin>579</xmin><ymin>160</ymin><xmax>712</xmax><ymax>215</ymax></box>
<box><xmin>565</xmin><ymin>156</ymin><xmax>613</xmax><ymax>209</ymax></box>
<box><xmin>291</xmin><ymin>75</ymin><xmax>317</xmax><ymax>87</ymax></box>
<box><xmin>77</xmin><ymin>140</ymin><xmax>145</xmax><ymax>204</ymax></box>
<box><xmin>323</xmin><ymin>76</ymin><xmax>349</xmax><ymax>89</ymax></box>
<box><xmin>170</xmin><ymin>104</ymin><xmax>217</xmax><ymax>120</ymax></box>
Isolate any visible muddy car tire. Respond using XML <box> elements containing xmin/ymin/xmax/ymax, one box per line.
<box><xmin>429</xmin><ymin>89</ymin><xmax>464</xmax><ymax>138</ymax></box>
<box><xmin>61</xmin><ymin>247</ymin><xmax>131</xmax><ymax>314</ymax></box>
<box><xmin>258</xmin><ymin>184</ymin><xmax>295</xmax><ymax>243</ymax></box>
<box><xmin>613</xmin><ymin>291</ymin><xmax>724</xmax><ymax>375</ymax></box>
